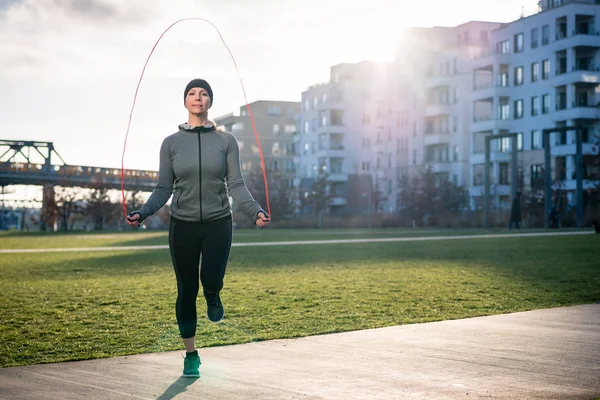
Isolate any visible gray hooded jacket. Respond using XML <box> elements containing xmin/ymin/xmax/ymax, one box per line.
<box><xmin>137</xmin><ymin>123</ymin><xmax>264</xmax><ymax>223</ymax></box>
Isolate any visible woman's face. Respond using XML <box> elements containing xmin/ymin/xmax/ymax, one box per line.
<box><xmin>185</xmin><ymin>87</ymin><xmax>211</xmax><ymax>114</ymax></box>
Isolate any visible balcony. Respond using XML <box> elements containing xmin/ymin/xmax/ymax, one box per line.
<box><xmin>471</xmin><ymin>84</ymin><xmax>512</xmax><ymax>101</ymax></box>
<box><xmin>427</xmin><ymin>162</ymin><xmax>453</xmax><ymax>174</ymax></box>
<box><xmin>471</xmin><ymin>116</ymin><xmax>514</xmax><ymax>132</ymax></box>
<box><xmin>425</xmin><ymin>73</ymin><xmax>452</xmax><ymax>89</ymax></box>
<box><xmin>316</xmin><ymin>147</ymin><xmax>347</xmax><ymax>158</ymax></box>
<box><xmin>551</xmin><ymin>31</ymin><xmax>600</xmax><ymax>50</ymax></box>
<box><xmin>424</xmin><ymin>103</ymin><xmax>451</xmax><ymax>117</ymax></box>
<box><xmin>552</xmin><ymin>67</ymin><xmax>600</xmax><ymax>86</ymax></box>
<box><xmin>424</xmin><ymin>131</ymin><xmax>451</xmax><ymax>146</ymax></box>
<box><xmin>552</xmin><ymin>103</ymin><xmax>600</xmax><ymax>121</ymax></box>
<box><xmin>316</xmin><ymin>125</ymin><xmax>346</xmax><ymax>135</ymax></box>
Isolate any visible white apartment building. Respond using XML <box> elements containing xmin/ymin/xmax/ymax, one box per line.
<box><xmin>470</xmin><ymin>0</ymin><xmax>600</xmax><ymax>209</ymax></box>
<box><xmin>394</xmin><ymin>21</ymin><xmax>504</xmax><ymax>194</ymax></box>
<box><xmin>295</xmin><ymin>61</ymin><xmax>394</xmax><ymax>215</ymax></box>
<box><xmin>295</xmin><ymin>1</ymin><xmax>599</xmax><ymax>217</ymax></box>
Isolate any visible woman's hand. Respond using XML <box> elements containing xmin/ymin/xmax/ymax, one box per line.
<box><xmin>126</xmin><ymin>212</ymin><xmax>142</xmax><ymax>228</ymax></box>
<box><xmin>255</xmin><ymin>211</ymin><xmax>270</xmax><ymax>228</ymax></box>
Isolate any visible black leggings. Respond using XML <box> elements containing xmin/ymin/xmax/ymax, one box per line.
<box><xmin>168</xmin><ymin>215</ymin><xmax>233</xmax><ymax>338</ymax></box>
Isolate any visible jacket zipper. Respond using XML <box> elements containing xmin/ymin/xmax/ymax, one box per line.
<box><xmin>197</xmin><ymin>132</ymin><xmax>203</xmax><ymax>222</ymax></box>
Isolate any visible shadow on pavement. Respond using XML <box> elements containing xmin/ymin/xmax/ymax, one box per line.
<box><xmin>156</xmin><ymin>375</ymin><xmax>199</xmax><ymax>400</ymax></box>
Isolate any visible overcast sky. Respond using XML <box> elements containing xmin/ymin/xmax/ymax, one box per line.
<box><xmin>1</xmin><ymin>0</ymin><xmax>539</xmax><ymax>174</ymax></box>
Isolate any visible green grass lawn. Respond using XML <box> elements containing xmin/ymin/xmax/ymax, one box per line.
<box><xmin>0</xmin><ymin>230</ymin><xmax>598</xmax><ymax>367</ymax></box>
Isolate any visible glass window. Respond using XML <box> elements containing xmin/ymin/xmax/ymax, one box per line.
<box><xmin>232</xmin><ymin>122</ymin><xmax>244</xmax><ymax>132</ymax></box>
<box><xmin>514</xmin><ymin>33</ymin><xmax>524</xmax><ymax>53</ymax></box>
<box><xmin>514</xmin><ymin>99</ymin><xmax>524</xmax><ymax>119</ymax></box>
<box><xmin>541</xmin><ymin>25</ymin><xmax>549</xmax><ymax>45</ymax></box>
<box><xmin>531</xmin><ymin>27</ymin><xmax>539</xmax><ymax>48</ymax></box>
<box><xmin>531</xmin><ymin>96</ymin><xmax>540</xmax><ymax>116</ymax></box>
<box><xmin>272</xmin><ymin>124</ymin><xmax>280</xmax><ymax>134</ymax></box>
<box><xmin>542</xmin><ymin>60</ymin><xmax>550</xmax><ymax>79</ymax></box>
<box><xmin>531</xmin><ymin>62</ymin><xmax>539</xmax><ymax>82</ymax></box>
<box><xmin>531</xmin><ymin>130</ymin><xmax>542</xmax><ymax>149</ymax></box>
<box><xmin>497</xmin><ymin>40</ymin><xmax>510</xmax><ymax>54</ymax></box>
<box><xmin>542</xmin><ymin>94</ymin><xmax>550</xmax><ymax>114</ymax></box>
<box><xmin>514</xmin><ymin>66</ymin><xmax>524</xmax><ymax>85</ymax></box>
<box><xmin>499</xmin><ymin>104</ymin><xmax>510</xmax><ymax>120</ymax></box>
<box><xmin>284</xmin><ymin>124</ymin><xmax>296</xmax><ymax>134</ymax></box>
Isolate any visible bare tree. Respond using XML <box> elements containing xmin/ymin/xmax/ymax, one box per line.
<box><xmin>54</xmin><ymin>185</ymin><xmax>84</xmax><ymax>231</ymax></box>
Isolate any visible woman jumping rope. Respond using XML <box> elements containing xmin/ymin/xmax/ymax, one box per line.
<box><xmin>126</xmin><ymin>78</ymin><xmax>270</xmax><ymax>378</ymax></box>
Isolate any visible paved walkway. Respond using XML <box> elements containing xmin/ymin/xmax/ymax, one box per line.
<box><xmin>1</xmin><ymin>304</ymin><xmax>598</xmax><ymax>399</ymax></box>
<box><xmin>0</xmin><ymin>230</ymin><xmax>593</xmax><ymax>253</ymax></box>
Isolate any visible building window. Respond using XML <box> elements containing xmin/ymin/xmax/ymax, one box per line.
<box><xmin>304</xmin><ymin>99</ymin><xmax>310</xmax><ymax>111</ymax></box>
<box><xmin>313</xmin><ymin>97</ymin><xmax>318</xmax><ymax>108</ymax></box>
<box><xmin>322</xmin><ymin>93</ymin><xmax>327</xmax><ymax>103</ymax></box>
<box><xmin>499</xmin><ymin>137</ymin><xmax>511</xmax><ymax>153</ymax></box>
<box><xmin>514</xmin><ymin>99</ymin><xmax>524</xmax><ymax>119</ymax></box>
<box><xmin>542</xmin><ymin>94</ymin><xmax>550</xmax><ymax>114</ymax></box>
<box><xmin>453</xmin><ymin>145</ymin><xmax>459</xmax><ymax>162</ymax></box>
<box><xmin>531</xmin><ymin>164</ymin><xmax>543</xmax><ymax>185</ymax></box>
<box><xmin>267</xmin><ymin>106</ymin><xmax>281</xmax><ymax>116</ymax></box>
<box><xmin>497</xmin><ymin>40</ymin><xmax>510</xmax><ymax>54</ymax></box>
<box><xmin>272</xmin><ymin>124</ymin><xmax>280</xmax><ymax>134</ymax></box>
<box><xmin>498</xmin><ymin>72</ymin><xmax>509</xmax><ymax>87</ymax></box>
<box><xmin>304</xmin><ymin>121</ymin><xmax>309</xmax><ymax>134</ymax></box>
<box><xmin>514</xmin><ymin>33</ymin><xmax>524</xmax><ymax>53</ymax></box>
<box><xmin>331</xmin><ymin>110</ymin><xmax>343</xmax><ymax>126</ymax></box>
<box><xmin>541</xmin><ymin>24</ymin><xmax>549</xmax><ymax>45</ymax></box>
<box><xmin>232</xmin><ymin>122</ymin><xmax>244</xmax><ymax>132</ymax></box>
<box><xmin>517</xmin><ymin>133</ymin><xmax>523</xmax><ymax>151</ymax></box>
<box><xmin>453</xmin><ymin>116</ymin><xmax>458</xmax><ymax>133</ymax></box>
<box><xmin>531</xmin><ymin>27</ymin><xmax>539</xmax><ymax>48</ymax></box>
<box><xmin>284</xmin><ymin>124</ymin><xmax>296</xmax><ymax>134</ymax></box>
<box><xmin>531</xmin><ymin>130</ymin><xmax>542</xmax><ymax>149</ymax></box>
<box><xmin>542</xmin><ymin>59</ymin><xmax>550</xmax><ymax>79</ymax></box>
<box><xmin>499</xmin><ymin>104</ymin><xmax>510</xmax><ymax>120</ymax></box>
<box><xmin>514</xmin><ymin>66</ymin><xmax>524</xmax><ymax>85</ymax></box>
<box><xmin>499</xmin><ymin>163</ymin><xmax>510</xmax><ymax>184</ymax></box>
<box><xmin>361</xmin><ymin>161</ymin><xmax>370</xmax><ymax>171</ymax></box>
<box><xmin>531</xmin><ymin>62</ymin><xmax>539</xmax><ymax>82</ymax></box>
<box><xmin>531</xmin><ymin>96</ymin><xmax>540</xmax><ymax>116</ymax></box>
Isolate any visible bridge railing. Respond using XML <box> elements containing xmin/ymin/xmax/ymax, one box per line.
<box><xmin>0</xmin><ymin>162</ymin><xmax>158</xmax><ymax>188</ymax></box>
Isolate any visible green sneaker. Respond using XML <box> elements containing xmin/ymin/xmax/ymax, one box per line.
<box><xmin>182</xmin><ymin>351</ymin><xmax>201</xmax><ymax>378</ymax></box>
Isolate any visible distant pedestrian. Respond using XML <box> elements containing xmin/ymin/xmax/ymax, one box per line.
<box><xmin>509</xmin><ymin>191</ymin><xmax>522</xmax><ymax>229</ymax></box>
<box><xmin>125</xmin><ymin>78</ymin><xmax>270</xmax><ymax>378</ymax></box>
<box><xmin>549</xmin><ymin>206</ymin><xmax>559</xmax><ymax>229</ymax></box>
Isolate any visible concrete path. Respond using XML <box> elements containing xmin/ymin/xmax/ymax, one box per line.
<box><xmin>1</xmin><ymin>304</ymin><xmax>599</xmax><ymax>399</ymax></box>
<box><xmin>0</xmin><ymin>230</ymin><xmax>593</xmax><ymax>253</ymax></box>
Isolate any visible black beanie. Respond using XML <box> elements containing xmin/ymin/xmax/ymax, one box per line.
<box><xmin>184</xmin><ymin>79</ymin><xmax>213</xmax><ymax>108</ymax></box>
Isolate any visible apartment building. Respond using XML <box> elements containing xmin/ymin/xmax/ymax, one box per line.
<box><xmin>470</xmin><ymin>0</ymin><xmax>600</xmax><ymax>209</ymax></box>
<box><xmin>295</xmin><ymin>61</ymin><xmax>394</xmax><ymax>215</ymax></box>
<box><xmin>393</xmin><ymin>22</ymin><xmax>505</xmax><ymax>197</ymax></box>
<box><xmin>215</xmin><ymin>100</ymin><xmax>300</xmax><ymax>192</ymax></box>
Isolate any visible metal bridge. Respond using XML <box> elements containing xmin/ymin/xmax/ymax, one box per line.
<box><xmin>0</xmin><ymin>140</ymin><xmax>158</xmax><ymax>191</ymax></box>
